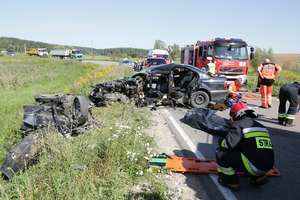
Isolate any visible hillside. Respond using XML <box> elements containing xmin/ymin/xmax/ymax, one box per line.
<box><xmin>274</xmin><ymin>53</ymin><xmax>300</xmax><ymax>66</ymax></box>
<box><xmin>0</xmin><ymin>37</ymin><xmax>148</xmax><ymax>57</ymax></box>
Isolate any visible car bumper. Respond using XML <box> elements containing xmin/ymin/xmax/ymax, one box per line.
<box><xmin>224</xmin><ymin>75</ymin><xmax>247</xmax><ymax>84</ymax></box>
<box><xmin>210</xmin><ymin>89</ymin><xmax>229</xmax><ymax>103</ymax></box>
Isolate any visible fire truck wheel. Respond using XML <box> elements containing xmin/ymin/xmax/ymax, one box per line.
<box><xmin>190</xmin><ymin>91</ymin><xmax>210</xmax><ymax>108</ymax></box>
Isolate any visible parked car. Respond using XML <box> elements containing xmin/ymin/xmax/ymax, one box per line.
<box><xmin>7</xmin><ymin>50</ymin><xmax>16</xmax><ymax>56</ymax></box>
<box><xmin>144</xmin><ymin>57</ymin><xmax>167</xmax><ymax>68</ymax></box>
<box><xmin>119</xmin><ymin>59</ymin><xmax>135</xmax><ymax>68</ymax></box>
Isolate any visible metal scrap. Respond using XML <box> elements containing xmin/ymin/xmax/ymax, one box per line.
<box><xmin>1</xmin><ymin>94</ymin><xmax>93</xmax><ymax>179</ymax></box>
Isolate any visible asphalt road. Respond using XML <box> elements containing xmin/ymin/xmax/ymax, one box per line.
<box><xmin>82</xmin><ymin>60</ymin><xmax>118</xmax><ymax>66</ymax></box>
<box><xmin>162</xmin><ymin>97</ymin><xmax>300</xmax><ymax>200</ymax></box>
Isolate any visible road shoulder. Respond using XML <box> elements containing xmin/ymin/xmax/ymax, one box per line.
<box><xmin>146</xmin><ymin>109</ymin><xmax>205</xmax><ymax>200</ymax></box>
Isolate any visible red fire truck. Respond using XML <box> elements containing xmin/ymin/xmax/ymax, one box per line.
<box><xmin>181</xmin><ymin>38</ymin><xmax>254</xmax><ymax>84</ymax></box>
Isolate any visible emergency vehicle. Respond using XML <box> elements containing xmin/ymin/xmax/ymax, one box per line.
<box><xmin>181</xmin><ymin>38</ymin><xmax>254</xmax><ymax>84</ymax></box>
<box><xmin>148</xmin><ymin>49</ymin><xmax>171</xmax><ymax>64</ymax></box>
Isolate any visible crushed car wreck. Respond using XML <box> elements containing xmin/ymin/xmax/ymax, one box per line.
<box><xmin>1</xmin><ymin>94</ymin><xmax>93</xmax><ymax>179</ymax></box>
<box><xmin>90</xmin><ymin>64</ymin><xmax>229</xmax><ymax>108</ymax></box>
<box><xmin>21</xmin><ymin>94</ymin><xmax>92</xmax><ymax>136</ymax></box>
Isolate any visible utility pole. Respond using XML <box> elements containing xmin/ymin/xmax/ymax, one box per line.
<box><xmin>90</xmin><ymin>40</ymin><xmax>94</xmax><ymax>58</ymax></box>
<box><xmin>24</xmin><ymin>43</ymin><xmax>27</xmax><ymax>54</ymax></box>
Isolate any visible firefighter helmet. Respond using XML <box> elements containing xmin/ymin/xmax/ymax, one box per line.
<box><xmin>229</xmin><ymin>102</ymin><xmax>256</xmax><ymax>120</ymax></box>
<box><xmin>264</xmin><ymin>58</ymin><xmax>271</xmax><ymax>64</ymax></box>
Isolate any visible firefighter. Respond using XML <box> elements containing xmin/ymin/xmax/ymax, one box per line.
<box><xmin>228</xmin><ymin>79</ymin><xmax>241</xmax><ymax>95</ymax></box>
<box><xmin>216</xmin><ymin>102</ymin><xmax>274</xmax><ymax>190</ymax></box>
<box><xmin>278</xmin><ymin>82</ymin><xmax>300</xmax><ymax>126</ymax></box>
<box><xmin>206</xmin><ymin>57</ymin><xmax>216</xmax><ymax>75</ymax></box>
<box><xmin>255</xmin><ymin>75</ymin><xmax>261</xmax><ymax>92</ymax></box>
<box><xmin>257</xmin><ymin>59</ymin><xmax>281</xmax><ymax>108</ymax></box>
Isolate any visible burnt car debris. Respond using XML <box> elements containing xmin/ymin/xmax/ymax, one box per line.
<box><xmin>90</xmin><ymin>64</ymin><xmax>229</xmax><ymax>108</ymax></box>
<box><xmin>90</xmin><ymin>77</ymin><xmax>144</xmax><ymax>106</ymax></box>
<box><xmin>21</xmin><ymin>94</ymin><xmax>92</xmax><ymax>136</ymax></box>
<box><xmin>1</xmin><ymin>94</ymin><xmax>93</xmax><ymax>179</ymax></box>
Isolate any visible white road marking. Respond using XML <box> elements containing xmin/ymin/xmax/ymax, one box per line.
<box><xmin>161</xmin><ymin>108</ymin><xmax>237</xmax><ymax>200</ymax></box>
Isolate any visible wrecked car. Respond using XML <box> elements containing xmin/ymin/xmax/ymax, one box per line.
<box><xmin>21</xmin><ymin>94</ymin><xmax>92</xmax><ymax>136</ymax></box>
<box><xmin>1</xmin><ymin>94</ymin><xmax>92</xmax><ymax>179</ymax></box>
<box><xmin>90</xmin><ymin>64</ymin><xmax>229</xmax><ymax>108</ymax></box>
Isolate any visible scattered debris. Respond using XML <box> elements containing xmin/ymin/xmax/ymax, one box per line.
<box><xmin>21</xmin><ymin>94</ymin><xmax>93</xmax><ymax>136</ymax></box>
<box><xmin>90</xmin><ymin>77</ymin><xmax>143</xmax><ymax>106</ymax></box>
<box><xmin>1</xmin><ymin>94</ymin><xmax>94</xmax><ymax>179</ymax></box>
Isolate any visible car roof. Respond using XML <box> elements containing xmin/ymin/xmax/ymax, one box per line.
<box><xmin>146</xmin><ymin>63</ymin><xmax>202</xmax><ymax>72</ymax></box>
<box><xmin>147</xmin><ymin>57</ymin><xmax>166</xmax><ymax>60</ymax></box>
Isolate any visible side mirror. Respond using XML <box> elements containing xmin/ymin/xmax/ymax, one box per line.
<box><xmin>203</xmin><ymin>50</ymin><xmax>207</xmax><ymax>58</ymax></box>
<box><xmin>250</xmin><ymin>47</ymin><xmax>254</xmax><ymax>60</ymax></box>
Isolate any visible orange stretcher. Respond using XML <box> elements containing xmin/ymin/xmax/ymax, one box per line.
<box><xmin>242</xmin><ymin>92</ymin><xmax>261</xmax><ymax>101</ymax></box>
<box><xmin>147</xmin><ymin>154</ymin><xmax>280</xmax><ymax>177</ymax></box>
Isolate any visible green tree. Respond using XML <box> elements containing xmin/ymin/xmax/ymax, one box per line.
<box><xmin>168</xmin><ymin>44</ymin><xmax>180</xmax><ymax>60</ymax></box>
<box><xmin>251</xmin><ymin>47</ymin><xmax>274</xmax><ymax>67</ymax></box>
<box><xmin>153</xmin><ymin>40</ymin><xmax>167</xmax><ymax>50</ymax></box>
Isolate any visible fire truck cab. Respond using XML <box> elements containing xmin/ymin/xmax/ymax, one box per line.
<box><xmin>181</xmin><ymin>38</ymin><xmax>254</xmax><ymax>84</ymax></box>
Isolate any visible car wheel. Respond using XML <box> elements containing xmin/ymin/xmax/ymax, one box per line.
<box><xmin>190</xmin><ymin>91</ymin><xmax>210</xmax><ymax>108</ymax></box>
<box><xmin>74</xmin><ymin>96</ymin><xmax>90</xmax><ymax>125</ymax></box>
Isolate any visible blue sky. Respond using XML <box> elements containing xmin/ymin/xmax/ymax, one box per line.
<box><xmin>1</xmin><ymin>0</ymin><xmax>299</xmax><ymax>52</ymax></box>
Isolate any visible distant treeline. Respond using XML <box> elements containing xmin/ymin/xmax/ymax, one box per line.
<box><xmin>0</xmin><ymin>37</ymin><xmax>148</xmax><ymax>57</ymax></box>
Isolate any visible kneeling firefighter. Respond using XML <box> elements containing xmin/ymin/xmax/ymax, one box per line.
<box><xmin>278</xmin><ymin>82</ymin><xmax>300</xmax><ymax>126</ymax></box>
<box><xmin>216</xmin><ymin>102</ymin><xmax>274</xmax><ymax>190</ymax></box>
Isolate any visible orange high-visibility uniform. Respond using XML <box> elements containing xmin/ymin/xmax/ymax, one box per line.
<box><xmin>257</xmin><ymin>63</ymin><xmax>281</xmax><ymax>108</ymax></box>
<box><xmin>228</xmin><ymin>81</ymin><xmax>241</xmax><ymax>93</ymax></box>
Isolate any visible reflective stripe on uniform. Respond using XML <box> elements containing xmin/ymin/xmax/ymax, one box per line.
<box><xmin>241</xmin><ymin>153</ymin><xmax>265</xmax><ymax>176</ymax></box>
<box><xmin>243</xmin><ymin>127</ymin><xmax>268</xmax><ymax>134</ymax></box>
<box><xmin>220</xmin><ymin>139</ymin><xmax>228</xmax><ymax>148</ymax></box>
<box><xmin>286</xmin><ymin>114</ymin><xmax>295</xmax><ymax>120</ymax></box>
<box><xmin>278</xmin><ymin>113</ymin><xmax>287</xmax><ymax>118</ymax></box>
<box><xmin>217</xmin><ymin>165</ymin><xmax>235</xmax><ymax>176</ymax></box>
<box><xmin>242</xmin><ymin>127</ymin><xmax>269</xmax><ymax>138</ymax></box>
<box><xmin>244</xmin><ymin>132</ymin><xmax>270</xmax><ymax>138</ymax></box>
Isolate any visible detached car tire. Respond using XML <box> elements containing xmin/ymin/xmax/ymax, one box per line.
<box><xmin>190</xmin><ymin>91</ymin><xmax>210</xmax><ymax>108</ymax></box>
<box><xmin>74</xmin><ymin>96</ymin><xmax>90</xmax><ymax>126</ymax></box>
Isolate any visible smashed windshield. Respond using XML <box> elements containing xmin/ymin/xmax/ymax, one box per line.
<box><xmin>215</xmin><ymin>46</ymin><xmax>248</xmax><ymax>60</ymax></box>
<box><xmin>73</xmin><ymin>50</ymin><xmax>82</xmax><ymax>54</ymax></box>
<box><xmin>147</xmin><ymin>59</ymin><xmax>166</xmax><ymax>65</ymax></box>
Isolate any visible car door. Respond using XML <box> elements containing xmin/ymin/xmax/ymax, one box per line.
<box><xmin>171</xmin><ymin>65</ymin><xmax>199</xmax><ymax>91</ymax></box>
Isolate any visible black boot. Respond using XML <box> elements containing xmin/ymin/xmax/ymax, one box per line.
<box><xmin>250</xmin><ymin>175</ymin><xmax>269</xmax><ymax>187</ymax></box>
<box><xmin>218</xmin><ymin>173</ymin><xmax>240</xmax><ymax>191</ymax></box>
<box><xmin>285</xmin><ymin>118</ymin><xmax>295</xmax><ymax>127</ymax></box>
<box><xmin>278</xmin><ymin>117</ymin><xmax>285</xmax><ymax>125</ymax></box>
